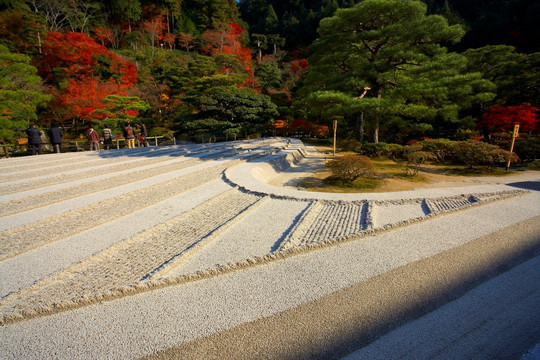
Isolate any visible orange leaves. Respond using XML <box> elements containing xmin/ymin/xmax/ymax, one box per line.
<box><xmin>162</xmin><ymin>32</ymin><xmax>176</xmax><ymax>50</ymax></box>
<box><xmin>271</xmin><ymin>119</ymin><xmax>288</xmax><ymax>129</ymax></box>
<box><xmin>56</xmin><ymin>78</ymin><xmax>126</xmax><ymax>122</ymax></box>
<box><xmin>272</xmin><ymin>119</ymin><xmax>329</xmax><ymax>137</ymax></box>
<box><xmin>178</xmin><ymin>32</ymin><xmax>195</xmax><ymax>52</ymax></box>
<box><xmin>313</xmin><ymin>125</ymin><xmax>330</xmax><ymax>137</ymax></box>
<box><xmin>201</xmin><ymin>22</ymin><xmax>255</xmax><ymax>86</ymax></box>
<box><xmin>93</xmin><ymin>26</ymin><xmax>114</xmax><ymax>47</ymax></box>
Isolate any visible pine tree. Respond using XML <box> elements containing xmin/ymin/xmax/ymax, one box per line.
<box><xmin>0</xmin><ymin>45</ymin><xmax>50</xmax><ymax>143</ymax></box>
<box><xmin>302</xmin><ymin>0</ymin><xmax>493</xmax><ymax>142</ymax></box>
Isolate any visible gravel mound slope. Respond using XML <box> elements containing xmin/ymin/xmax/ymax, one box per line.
<box><xmin>1</xmin><ymin>137</ymin><xmax>539</xmax><ymax>359</ymax></box>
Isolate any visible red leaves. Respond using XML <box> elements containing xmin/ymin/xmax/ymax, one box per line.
<box><xmin>480</xmin><ymin>105</ymin><xmax>539</xmax><ymax>132</ymax></box>
<box><xmin>289</xmin><ymin>118</ymin><xmax>328</xmax><ymax>137</ymax></box>
<box><xmin>41</xmin><ymin>32</ymin><xmax>106</xmax><ymax>81</ymax></box>
<box><xmin>40</xmin><ymin>31</ymin><xmax>138</xmax><ymax>123</ymax></box>
<box><xmin>40</xmin><ymin>31</ymin><xmax>137</xmax><ymax>87</ymax></box>
<box><xmin>56</xmin><ymin>78</ymin><xmax>126</xmax><ymax>122</ymax></box>
<box><xmin>201</xmin><ymin>23</ymin><xmax>255</xmax><ymax>86</ymax></box>
<box><xmin>93</xmin><ymin>26</ymin><xmax>114</xmax><ymax>47</ymax></box>
<box><xmin>290</xmin><ymin>58</ymin><xmax>309</xmax><ymax>80</ymax></box>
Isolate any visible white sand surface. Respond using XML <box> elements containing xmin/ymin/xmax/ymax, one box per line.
<box><xmin>0</xmin><ymin>137</ymin><xmax>539</xmax><ymax>359</ymax></box>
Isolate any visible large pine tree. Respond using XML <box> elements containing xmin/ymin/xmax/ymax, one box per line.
<box><xmin>302</xmin><ymin>0</ymin><xmax>494</xmax><ymax>142</ymax></box>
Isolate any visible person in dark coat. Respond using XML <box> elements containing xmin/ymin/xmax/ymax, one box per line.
<box><xmin>102</xmin><ymin>123</ymin><xmax>113</xmax><ymax>150</ymax></box>
<box><xmin>139</xmin><ymin>121</ymin><xmax>149</xmax><ymax>147</ymax></box>
<box><xmin>26</xmin><ymin>123</ymin><xmax>42</xmax><ymax>155</ymax></box>
<box><xmin>47</xmin><ymin>122</ymin><xmax>63</xmax><ymax>153</ymax></box>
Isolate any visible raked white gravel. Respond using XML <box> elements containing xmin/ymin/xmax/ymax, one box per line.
<box><xmin>1</xmin><ymin>138</ymin><xmax>539</xmax><ymax>359</ymax></box>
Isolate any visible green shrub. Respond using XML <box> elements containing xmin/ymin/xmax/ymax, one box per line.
<box><xmin>527</xmin><ymin>159</ymin><xmax>540</xmax><ymax>170</ymax></box>
<box><xmin>304</xmin><ymin>137</ymin><xmax>333</xmax><ymax>146</ymax></box>
<box><xmin>397</xmin><ymin>145</ymin><xmax>434</xmax><ymax>177</ymax></box>
<box><xmin>360</xmin><ymin>142</ymin><xmax>404</xmax><ymax>159</ymax></box>
<box><xmin>327</xmin><ymin>154</ymin><xmax>374</xmax><ymax>181</ymax></box>
<box><xmin>420</xmin><ymin>138</ymin><xmax>457</xmax><ymax>164</ymax></box>
<box><xmin>453</xmin><ymin>140</ymin><xmax>518</xmax><ymax>169</ymax></box>
<box><xmin>514</xmin><ymin>139</ymin><xmax>540</xmax><ymax>164</ymax></box>
<box><xmin>338</xmin><ymin>139</ymin><xmax>363</xmax><ymax>152</ymax></box>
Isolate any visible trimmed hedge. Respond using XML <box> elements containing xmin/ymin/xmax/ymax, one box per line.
<box><xmin>360</xmin><ymin>142</ymin><xmax>404</xmax><ymax>159</ymax></box>
<box><xmin>353</xmin><ymin>138</ymin><xmax>519</xmax><ymax>169</ymax></box>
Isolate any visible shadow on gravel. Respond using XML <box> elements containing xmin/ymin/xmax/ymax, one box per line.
<box><xmin>310</xmin><ymin>228</ymin><xmax>540</xmax><ymax>360</ymax></box>
<box><xmin>93</xmin><ymin>144</ymin><xmax>196</xmax><ymax>158</ymax></box>
<box><xmin>93</xmin><ymin>142</ymin><xmax>237</xmax><ymax>160</ymax></box>
<box><xmin>149</xmin><ymin>220</ymin><xmax>540</xmax><ymax>360</ymax></box>
<box><xmin>507</xmin><ymin>181</ymin><xmax>540</xmax><ymax>191</ymax></box>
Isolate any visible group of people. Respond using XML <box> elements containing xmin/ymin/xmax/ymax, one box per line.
<box><xmin>25</xmin><ymin>121</ymin><xmax>148</xmax><ymax>155</ymax></box>
<box><xmin>25</xmin><ymin>123</ymin><xmax>63</xmax><ymax>155</ymax></box>
<box><xmin>87</xmin><ymin>122</ymin><xmax>148</xmax><ymax>150</ymax></box>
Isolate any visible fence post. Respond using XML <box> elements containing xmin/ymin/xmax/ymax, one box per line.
<box><xmin>154</xmin><ymin>136</ymin><xmax>158</xmax><ymax>146</ymax></box>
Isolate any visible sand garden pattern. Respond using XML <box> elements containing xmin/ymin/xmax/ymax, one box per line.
<box><xmin>0</xmin><ymin>138</ymin><xmax>539</xmax><ymax>359</ymax></box>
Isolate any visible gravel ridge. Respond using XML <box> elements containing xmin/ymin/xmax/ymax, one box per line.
<box><xmin>0</xmin><ymin>137</ymin><xmax>539</xmax><ymax>359</ymax></box>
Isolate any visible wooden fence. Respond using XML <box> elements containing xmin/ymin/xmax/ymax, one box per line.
<box><xmin>1</xmin><ymin>136</ymin><xmax>167</xmax><ymax>158</ymax></box>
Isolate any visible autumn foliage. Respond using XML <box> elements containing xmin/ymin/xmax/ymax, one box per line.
<box><xmin>479</xmin><ymin>105</ymin><xmax>539</xmax><ymax>132</ymax></box>
<box><xmin>93</xmin><ymin>26</ymin><xmax>114</xmax><ymax>47</ymax></box>
<box><xmin>39</xmin><ymin>31</ymin><xmax>138</xmax><ymax>123</ymax></box>
<box><xmin>201</xmin><ymin>23</ymin><xmax>255</xmax><ymax>85</ymax></box>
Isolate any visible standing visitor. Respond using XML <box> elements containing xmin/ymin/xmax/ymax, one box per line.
<box><xmin>26</xmin><ymin>123</ymin><xmax>42</xmax><ymax>155</ymax></box>
<box><xmin>47</xmin><ymin>122</ymin><xmax>63</xmax><ymax>153</ymax></box>
<box><xmin>86</xmin><ymin>124</ymin><xmax>100</xmax><ymax>151</ymax></box>
<box><xmin>139</xmin><ymin>121</ymin><xmax>149</xmax><ymax>147</ymax></box>
<box><xmin>123</xmin><ymin>122</ymin><xmax>135</xmax><ymax>149</ymax></box>
<box><xmin>102</xmin><ymin>123</ymin><xmax>113</xmax><ymax>150</ymax></box>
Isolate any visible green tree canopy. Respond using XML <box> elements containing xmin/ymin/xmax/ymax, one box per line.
<box><xmin>464</xmin><ymin>45</ymin><xmax>540</xmax><ymax>108</ymax></box>
<box><xmin>255</xmin><ymin>61</ymin><xmax>282</xmax><ymax>93</ymax></box>
<box><xmin>94</xmin><ymin>94</ymin><xmax>151</xmax><ymax>130</ymax></box>
<box><xmin>302</xmin><ymin>0</ymin><xmax>493</xmax><ymax>142</ymax></box>
<box><xmin>181</xmin><ymin>85</ymin><xmax>278</xmax><ymax>137</ymax></box>
<box><xmin>0</xmin><ymin>45</ymin><xmax>50</xmax><ymax>143</ymax></box>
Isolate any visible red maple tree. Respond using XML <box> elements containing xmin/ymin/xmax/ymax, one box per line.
<box><xmin>480</xmin><ymin>105</ymin><xmax>539</xmax><ymax>132</ymax></box>
<box><xmin>39</xmin><ymin>31</ymin><xmax>138</xmax><ymax>124</ymax></box>
<box><xmin>39</xmin><ymin>31</ymin><xmax>136</xmax><ymax>87</ymax></box>
<box><xmin>93</xmin><ymin>26</ymin><xmax>114</xmax><ymax>47</ymax></box>
<box><xmin>201</xmin><ymin>23</ymin><xmax>255</xmax><ymax>85</ymax></box>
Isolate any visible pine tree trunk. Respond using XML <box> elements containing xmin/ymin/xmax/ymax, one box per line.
<box><xmin>374</xmin><ymin>90</ymin><xmax>382</xmax><ymax>143</ymax></box>
<box><xmin>355</xmin><ymin>113</ymin><xmax>364</xmax><ymax>142</ymax></box>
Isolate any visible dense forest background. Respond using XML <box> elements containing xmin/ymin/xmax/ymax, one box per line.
<box><xmin>0</xmin><ymin>0</ymin><xmax>538</xmax><ymax>145</ymax></box>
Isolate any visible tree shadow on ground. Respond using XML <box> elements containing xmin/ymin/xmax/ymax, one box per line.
<box><xmin>507</xmin><ymin>181</ymin><xmax>540</xmax><ymax>191</ymax></box>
